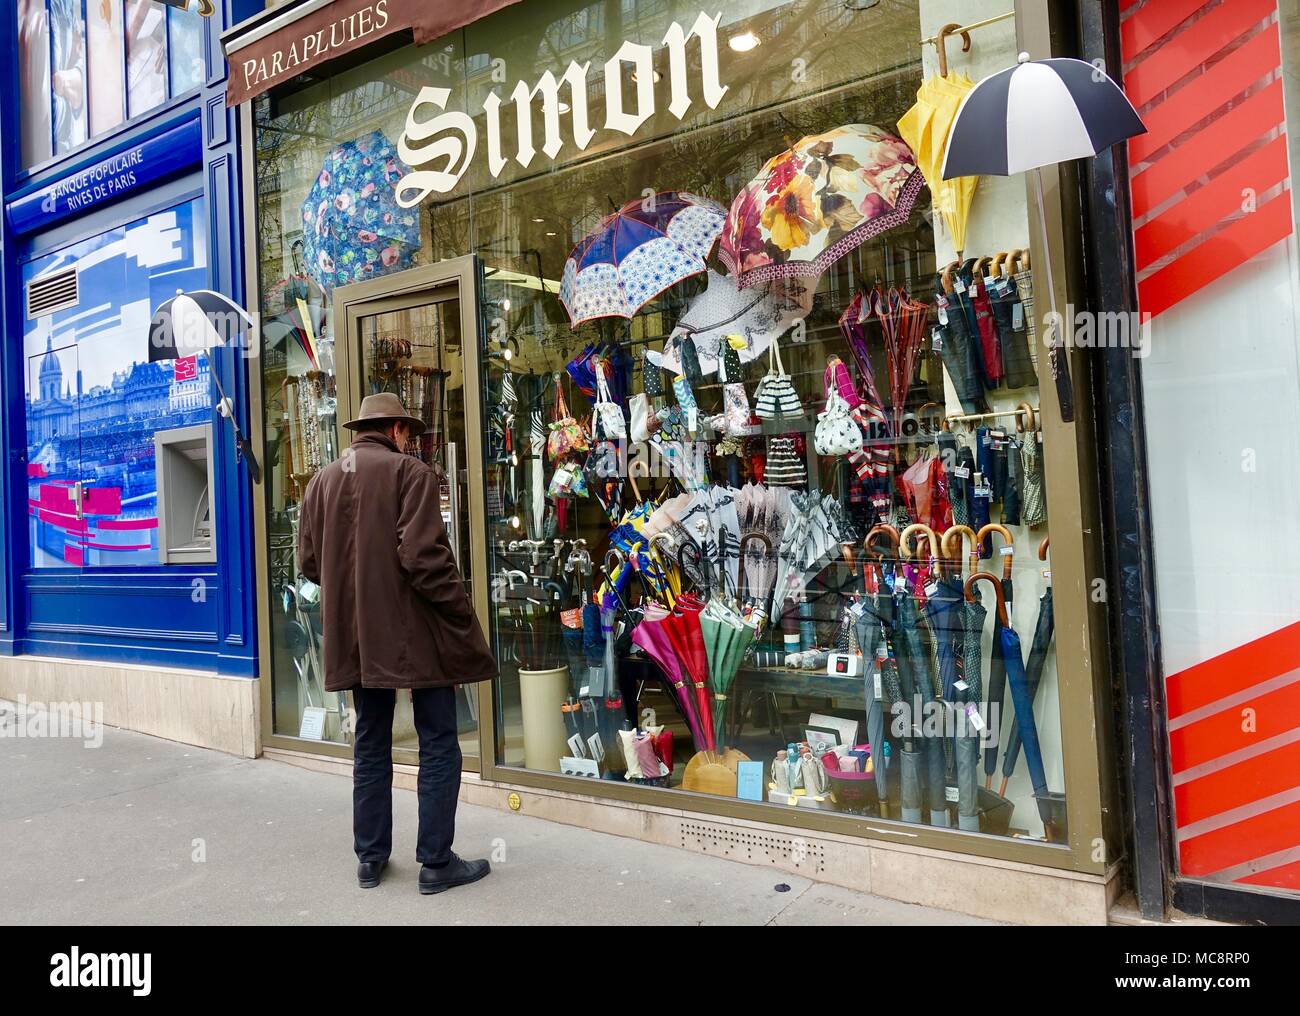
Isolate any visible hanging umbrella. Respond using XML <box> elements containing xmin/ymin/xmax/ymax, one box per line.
<box><xmin>942</xmin><ymin>54</ymin><xmax>1146</xmax><ymax>422</ymax></box>
<box><xmin>855</xmin><ymin>526</ymin><xmax>903</xmax><ymax>814</ymax></box>
<box><xmin>648</xmin><ymin>270</ymin><xmax>814</xmax><ymax>374</ymax></box>
<box><xmin>633</xmin><ymin>602</ymin><xmax>707</xmax><ymax>750</ymax></box>
<box><xmin>966</xmin><ymin>571</ymin><xmax>1057</xmax><ymax>839</ymax></box>
<box><xmin>837</xmin><ymin>291</ymin><xmax>888</xmax><ymax>422</ymax></box>
<box><xmin>720</xmin><ymin>124</ymin><xmax>924</xmax><ymax>288</ymax></box>
<box><xmin>300</xmin><ymin>130</ymin><xmax>420</xmax><ymax>290</ymax></box>
<box><xmin>872</xmin><ymin>288</ymin><xmax>930</xmax><ymax>439</ymax></box>
<box><xmin>978</xmin><ymin>523</ymin><xmax>1015</xmax><ymax>787</ymax></box>
<box><xmin>944</xmin><ymin>525</ymin><xmax>984</xmax><ymax>832</ymax></box>
<box><xmin>1000</xmin><ymin>535</ymin><xmax>1056</xmax><ymax>796</ymax></box>
<box><xmin>559</xmin><ymin>191</ymin><xmax>725</xmax><ymax>327</ymax></box>
<box><xmin>148</xmin><ymin>289</ymin><xmax>261</xmax><ymax>482</ymax></box>
<box><xmin>898</xmin><ymin>64</ymin><xmax>978</xmax><ymax>256</ymax></box>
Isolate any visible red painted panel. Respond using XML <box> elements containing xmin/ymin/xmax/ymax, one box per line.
<box><xmin>82</xmin><ymin>486</ymin><xmax>122</xmax><ymax>516</ymax></box>
<box><xmin>1179</xmin><ymin>798</ymin><xmax>1300</xmax><ymax>876</ymax></box>
<box><xmin>1134</xmin><ymin>134</ymin><xmax>1289</xmax><ymax>270</ymax></box>
<box><xmin>1168</xmin><ymin>678</ymin><xmax>1300</xmax><ymax>774</ymax></box>
<box><xmin>1129</xmin><ymin>23</ymin><xmax>1280</xmax><ymax>164</ymax></box>
<box><xmin>63</xmin><ymin>544</ymin><xmax>83</xmax><ymax>566</ymax></box>
<box><xmin>1237</xmin><ymin>858</ymin><xmax>1300</xmax><ymax>889</ymax></box>
<box><xmin>1166</xmin><ymin>619</ymin><xmax>1300</xmax><ymax>721</ymax></box>
<box><xmin>1125</xmin><ymin>0</ymin><xmax>1275</xmax><ymax>108</ymax></box>
<box><xmin>1137</xmin><ymin>190</ymin><xmax>1292</xmax><ymax>318</ymax></box>
<box><xmin>1173</xmin><ymin>735</ymin><xmax>1300</xmax><ymax>827</ymax></box>
<box><xmin>1122</xmin><ymin>0</ymin><xmax>1209</xmax><ymax>58</ymax></box>
<box><xmin>1129</xmin><ymin>79</ymin><xmax>1284</xmax><ymax>212</ymax></box>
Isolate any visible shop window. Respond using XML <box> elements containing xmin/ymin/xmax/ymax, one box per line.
<box><xmin>22</xmin><ymin>197</ymin><xmax>210</xmax><ymax>568</ymax></box>
<box><xmin>15</xmin><ymin>0</ymin><xmax>206</xmax><ymax>170</ymax></box>
<box><xmin>253</xmin><ymin>0</ymin><xmax>1068</xmax><ymax>843</ymax></box>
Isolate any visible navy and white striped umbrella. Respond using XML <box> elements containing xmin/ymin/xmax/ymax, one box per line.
<box><xmin>941</xmin><ymin>54</ymin><xmax>1146</xmax><ymax>179</ymax></box>
<box><xmin>940</xmin><ymin>54</ymin><xmax>1144</xmax><ymax>423</ymax></box>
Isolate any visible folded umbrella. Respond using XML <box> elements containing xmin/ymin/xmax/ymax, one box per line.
<box><xmin>665</xmin><ymin>592</ymin><xmax>715</xmax><ymax>752</ymax></box>
<box><xmin>1000</xmin><ymin>536</ymin><xmax>1055</xmax><ymax>795</ymax></box>
<box><xmin>967</xmin><ymin>571</ymin><xmax>1057</xmax><ymax>839</ymax></box>
<box><xmin>978</xmin><ymin>523</ymin><xmax>1015</xmax><ymax>788</ymax></box>
<box><xmin>633</xmin><ymin>602</ymin><xmax>707</xmax><ymax>751</ymax></box>
<box><xmin>946</xmin><ymin>525</ymin><xmax>985</xmax><ymax>832</ymax></box>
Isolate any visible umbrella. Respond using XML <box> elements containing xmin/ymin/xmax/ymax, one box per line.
<box><xmin>942</xmin><ymin>54</ymin><xmax>1146</xmax><ymax>422</ymax></box>
<box><xmin>872</xmin><ymin>288</ymin><xmax>930</xmax><ymax>439</ymax></box>
<box><xmin>648</xmin><ymin>270</ymin><xmax>814</xmax><ymax>375</ymax></box>
<box><xmin>701</xmin><ymin>596</ymin><xmax>755</xmax><ymax>749</ymax></box>
<box><xmin>632</xmin><ymin>602</ymin><xmax>707</xmax><ymax>750</ymax></box>
<box><xmin>664</xmin><ymin>591</ymin><xmax>715</xmax><ymax>751</ymax></box>
<box><xmin>148</xmin><ymin>289</ymin><xmax>261</xmax><ymax>482</ymax></box>
<box><xmin>559</xmin><ymin>191</ymin><xmax>725</xmax><ymax>327</ymax></box>
<box><xmin>719</xmin><ymin>124</ymin><xmax>925</xmax><ymax>288</ymax></box>
<box><xmin>1000</xmin><ymin>535</ymin><xmax>1055</xmax><ymax>796</ymax></box>
<box><xmin>837</xmin><ymin>291</ymin><xmax>888</xmax><ymax>422</ymax></box>
<box><xmin>300</xmin><ymin>130</ymin><xmax>420</xmax><ymax>290</ymax></box>
<box><xmin>944</xmin><ymin>524</ymin><xmax>984</xmax><ymax>832</ymax></box>
<box><xmin>978</xmin><ymin>522</ymin><xmax>1015</xmax><ymax>788</ymax></box>
<box><xmin>855</xmin><ymin>525</ymin><xmax>904</xmax><ymax>814</ymax></box>
<box><xmin>966</xmin><ymin>571</ymin><xmax>1057</xmax><ymax>839</ymax></box>
<box><xmin>898</xmin><ymin>66</ymin><xmax>978</xmax><ymax>255</ymax></box>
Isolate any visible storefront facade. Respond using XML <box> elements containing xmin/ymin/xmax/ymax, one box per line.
<box><xmin>0</xmin><ymin>1</ymin><xmax>261</xmax><ymax>754</ymax></box>
<box><xmin>1083</xmin><ymin>0</ymin><xmax>1300</xmax><ymax>925</ymax></box>
<box><xmin>229</xmin><ymin>0</ymin><xmax>1126</xmax><ymax>922</ymax></box>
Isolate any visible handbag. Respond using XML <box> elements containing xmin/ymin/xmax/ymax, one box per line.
<box><xmin>754</xmin><ymin>334</ymin><xmax>802</xmax><ymax>421</ymax></box>
<box><xmin>546</xmin><ymin>383</ymin><xmax>590</xmax><ymax>463</ymax></box>
<box><xmin>594</xmin><ymin>363</ymin><xmax>626</xmax><ymax>440</ymax></box>
<box><xmin>642</xmin><ymin>349</ymin><xmax>665</xmax><ymax>396</ymax></box>
<box><xmin>629</xmin><ymin>393</ymin><xmax>651</xmax><ymax>443</ymax></box>
<box><xmin>814</xmin><ymin>388</ymin><xmax>863</xmax><ymax>456</ymax></box>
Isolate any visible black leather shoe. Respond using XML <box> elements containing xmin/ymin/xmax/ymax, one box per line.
<box><xmin>357</xmin><ymin>860</ymin><xmax>387</xmax><ymax>889</ymax></box>
<box><xmin>418</xmin><ymin>854</ymin><xmax>490</xmax><ymax>895</ymax></box>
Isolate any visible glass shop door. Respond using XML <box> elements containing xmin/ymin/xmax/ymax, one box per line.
<box><xmin>335</xmin><ymin>259</ymin><xmax>487</xmax><ymax>770</ymax></box>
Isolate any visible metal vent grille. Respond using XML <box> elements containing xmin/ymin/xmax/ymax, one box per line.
<box><xmin>680</xmin><ymin>820</ymin><xmax>827</xmax><ymax>875</ymax></box>
<box><xmin>26</xmin><ymin>267</ymin><xmax>78</xmax><ymax>319</ymax></box>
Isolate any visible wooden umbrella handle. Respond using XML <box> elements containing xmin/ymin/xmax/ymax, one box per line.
<box><xmin>978</xmin><ymin>523</ymin><xmax>1015</xmax><ymax>580</ymax></box>
<box><xmin>1038</xmin><ymin>535</ymin><xmax>1050</xmax><ymax>561</ymax></box>
<box><xmin>865</xmin><ymin>524</ymin><xmax>901</xmax><ymax>560</ymax></box>
<box><xmin>965</xmin><ymin>571</ymin><xmax>1009</xmax><ymax>626</ymax></box>
<box><xmin>943</xmin><ymin>525</ymin><xmax>979</xmax><ymax>575</ymax></box>
<box><xmin>900</xmin><ymin>523</ymin><xmax>938</xmax><ymax>564</ymax></box>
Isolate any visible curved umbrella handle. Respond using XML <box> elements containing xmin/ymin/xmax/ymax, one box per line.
<box><xmin>899</xmin><ymin>523</ymin><xmax>938</xmax><ymax>567</ymax></box>
<box><xmin>864</xmin><ymin>524</ymin><xmax>901</xmax><ymax>561</ymax></box>
<box><xmin>978</xmin><ymin>523</ymin><xmax>1015</xmax><ymax>581</ymax></box>
<box><xmin>1038</xmin><ymin>535</ymin><xmax>1050</xmax><ymax>561</ymax></box>
<box><xmin>1016</xmin><ymin>402</ymin><xmax>1037</xmax><ymax>433</ymax></box>
<box><xmin>942</xmin><ymin>525</ymin><xmax>979</xmax><ymax>577</ymax></box>
<box><xmin>964</xmin><ymin>571</ymin><xmax>1009</xmax><ymax>627</ymax></box>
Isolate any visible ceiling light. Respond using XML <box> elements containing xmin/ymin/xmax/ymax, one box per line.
<box><xmin>546</xmin><ymin>231</ymin><xmax>558</xmax><ymax>237</ymax></box>
<box><xmin>531</xmin><ymin>217</ymin><xmax>546</xmax><ymax>223</ymax></box>
<box><xmin>557</xmin><ymin>101</ymin><xmax>570</xmax><ymax>113</ymax></box>
<box><xmin>501</xmin><ymin>299</ymin><xmax>511</xmax><ymax>311</ymax></box>
<box><xmin>729</xmin><ymin>31</ymin><xmax>760</xmax><ymax>52</ymax></box>
<box><xmin>631</xmin><ymin>70</ymin><xmax>661</xmax><ymax>83</ymax></box>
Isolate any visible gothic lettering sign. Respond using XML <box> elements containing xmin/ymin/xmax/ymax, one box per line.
<box><xmin>394</xmin><ymin>11</ymin><xmax>729</xmax><ymax>205</ymax></box>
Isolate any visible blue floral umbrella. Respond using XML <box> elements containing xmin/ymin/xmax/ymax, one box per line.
<box><xmin>559</xmin><ymin>191</ymin><xmax>725</xmax><ymax>327</ymax></box>
<box><xmin>300</xmin><ymin>130</ymin><xmax>420</xmax><ymax>290</ymax></box>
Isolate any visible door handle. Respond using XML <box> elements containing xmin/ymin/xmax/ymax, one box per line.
<box><xmin>73</xmin><ymin>481</ymin><xmax>84</xmax><ymax>521</ymax></box>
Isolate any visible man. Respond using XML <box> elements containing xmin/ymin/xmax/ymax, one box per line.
<box><xmin>297</xmin><ymin>392</ymin><xmax>497</xmax><ymax>895</ymax></box>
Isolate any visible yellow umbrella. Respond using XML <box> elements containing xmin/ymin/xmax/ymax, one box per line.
<box><xmin>898</xmin><ymin>69</ymin><xmax>978</xmax><ymax>256</ymax></box>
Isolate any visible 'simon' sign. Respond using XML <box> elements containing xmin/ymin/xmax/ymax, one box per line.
<box><xmin>394</xmin><ymin>11</ymin><xmax>730</xmax><ymax>205</ymax></box>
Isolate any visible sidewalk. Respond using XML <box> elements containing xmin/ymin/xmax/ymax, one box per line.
<box><xmin>0</xmin><ymin>699</ymin><xmax>996</xmax><ymax>926</ymax></box>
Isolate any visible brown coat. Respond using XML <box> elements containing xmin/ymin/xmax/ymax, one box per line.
<box><xmin>297</xmin><ymin>432</ymin><xmax>496</xmax><ymax>692</ymax></box>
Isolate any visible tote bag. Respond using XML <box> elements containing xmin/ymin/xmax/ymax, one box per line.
<box><xmin>754</xmin><ymin>335</ymin><xmax>802</xmax><ymax>421</ymax></box>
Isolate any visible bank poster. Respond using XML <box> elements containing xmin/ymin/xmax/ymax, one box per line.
<box><xmin>23</xmin><ymin>198</ymin><xmax>210</xmax><ymax>568</ymax></box>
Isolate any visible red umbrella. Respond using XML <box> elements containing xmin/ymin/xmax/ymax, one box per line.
<box><xmin>871</xmin><ymin>287</ymin><xmax>930</xmax><ymax>440</ymax></box>
<box><xmin>633</xmin><ymin>603</ymin><xmax>708</xmax><ymax>751</ymax></box>
<box><xmin>664</xmin><ymin>591</ymin><xmax>715</xmax><ymax>751</ymax></box>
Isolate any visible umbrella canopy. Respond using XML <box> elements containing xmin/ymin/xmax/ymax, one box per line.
<box><xmin>719</xmin><ymin>124</ymin><xmax>924</xmax><ymax>288</ymax></box>
<box><xmin>978</xmin><ymin>523</ymin><xmax>1015</xmax><ymax>787</ymax></box>
<box><xmin>633</xmin><ymin>602</ymin><xmax>707</xmax><ymax>750</ymax></box>
<box><xmin>300</xmin><ymin>130</ymin><xmax>420</xmax><ymax>290</ymax></box>
<box><xmin>898</xmin><ymin>70</ymin><xmax>977</xmax><ymax>255</ymax></box>
<box><xmin>559</xmin><ymin>191</ymin><xmax>725</xmax><ymax>327</ymax></box>
<box><xmin>664</xmin><ymin>592</ymin><xmax>715</xmax><ymax>751</ymax></box>
<box><xmin>147</xmin><ymin>289</ymin><xmax>260</xmax><ymax>482</ymax></box>
<box><xmin>941</xmin><ymin>54</ymin><xmax>1145</xmax><ymax>423</ymax></box>
<box><xmin>648</xmin><ymin>270</ymin><xmax>814</xmax><ymax>375</ymax></box>
<box><xmin>837</xmin><ymin>291</ymin><xmax>888</xmax><ymax>421</ymax></box>
<box><xmin>966</xmin><ymin>572</ymin><xmax>1056</xmax><ymax>837</ymax></box>
<box><xmin>872</xmin><ymin>288</ymin><xmax>930</xmax><ymax>438</ymax></box>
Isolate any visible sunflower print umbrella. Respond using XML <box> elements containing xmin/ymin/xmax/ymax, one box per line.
<box><xmin>719</xmin><ymin>124</ymin><xmax>924</xmax><ymax>288</ymax></box>
<box><xmin>300</xmin><ymin>130</ymin><xmax>421</xmax><ymax>290</ymax></box>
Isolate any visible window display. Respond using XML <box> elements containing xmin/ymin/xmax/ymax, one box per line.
<box><xmin>251</xmin><ymin>0</ymin><xmax>1067</xmax><ymax>843</ymax></box>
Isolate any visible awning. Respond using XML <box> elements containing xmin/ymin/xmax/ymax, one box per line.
<box><xmin>223</xmin><ymin>0</ymin><xmax>523</xmax><ymax>106</ymax></box>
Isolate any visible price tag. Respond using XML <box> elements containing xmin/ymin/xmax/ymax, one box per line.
<box><xmin>945</xmin><ymin>785</ymin><xmax>961</xmax><ymax>803</ymax></box>
<box><xmin>984</xmin><ymin>275</ymin><xmax>997</xmax><ymax>291</ymax></box>
<box><xmin>975</xmin><ymin>483</ymin><xmax>992</xmax><ymax>499</ymax></box>
<box><xmin>953</xmin><ymin>466</ymin><xmax>971</xmax><ymax>479</ymax></box>
<box><xmin>932</xmin><ymin>328</ymin><xmax>943</xmax><ymax>351</ymax></box>
<box><xmin>873</xmin><ymin>669</ymin><xmax>883</xmax><ymax>700</ymax></box>
<box><xmin>954</xmin><ymin>277</ymin><xmax>967</xmax><ymax>294</ymax></box>
<box><xmin>953</xmin><ymin>679</ymin><xmax>969</xmax><ymax>693</ymax></box>
<box><xmin>924</xmin><ymin>581</ymin><xmax>939</xmax><ymax>596</ymax></box>
<box><xmin>688</xmin><ymin>406</ymin><xmax>698</xmax><ymax>433</ymax></box>
<box><xmin>1013</xmin><ymin>303</ymin><xmax>1025</xmax><ymax>330</ymax></box>
<box><xmin>966</xmin><ymin>704</ymin><xmax>986</xmax><ymax>732</ymax></box>
<box><xmin>938</xmin><ymin>306</ymin><xmax>949</xmax><ymax>325</ymax></box>
<box><xmin>1000</xmin><ymin>546</ymin><xmax>1015</xmax><ymax>557</ymax></box>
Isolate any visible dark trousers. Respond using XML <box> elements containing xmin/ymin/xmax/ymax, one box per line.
<box><xmin>351</xmin><ymin>686</ymin><xmax>462</xmax><ymax>866</ymax></box>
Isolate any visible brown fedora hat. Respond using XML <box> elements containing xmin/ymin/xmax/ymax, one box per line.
<box><xmin>343</xmin><ymin>392</ymin><xmax>426</xmax><ymax>436</ymax></box>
